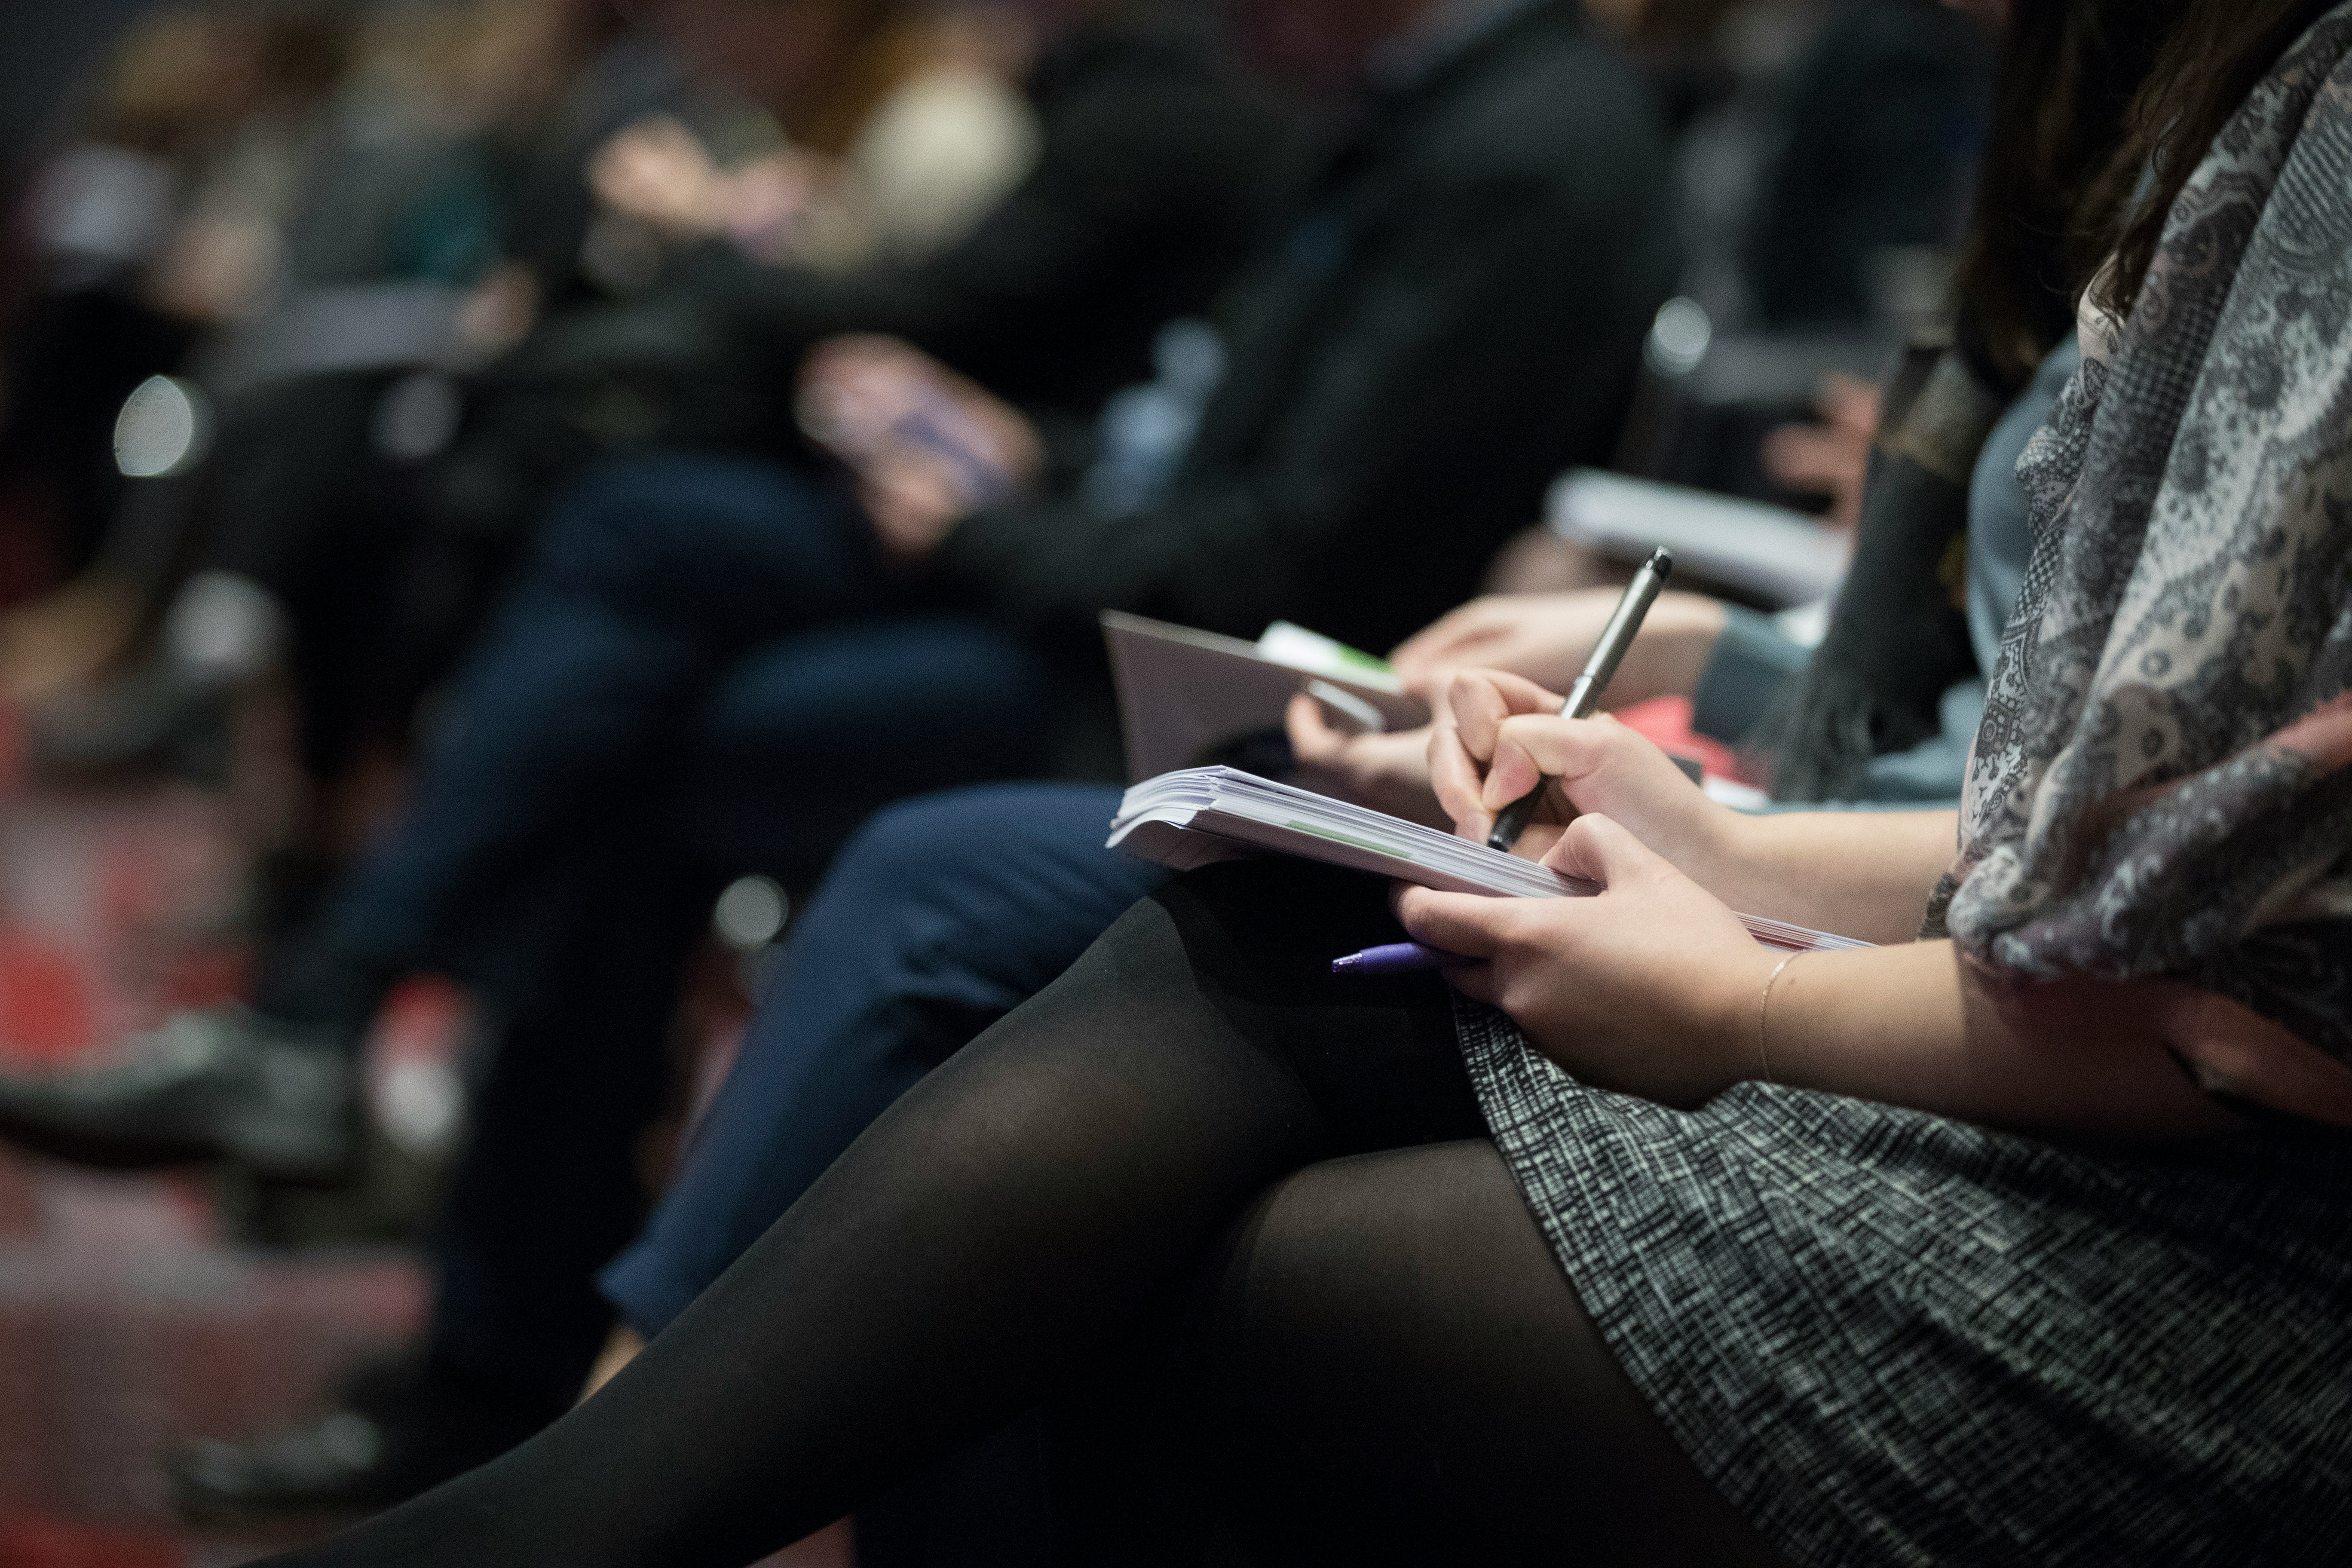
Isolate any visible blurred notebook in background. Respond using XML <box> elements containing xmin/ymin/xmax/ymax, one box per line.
<box><xmin>1109</xmin><ymin>767</ymin><xmax>1868</xmax><ymax>953</ymax></box>
<box><xmin>1547</xmin><ymin>469</ymin><xmax>1849</xmax><ymax>608</ymax></box>
<box><xmin>1102</xmin><ymin>612</ymin><xmax>1428</xmax><ymax>782</ymax></box>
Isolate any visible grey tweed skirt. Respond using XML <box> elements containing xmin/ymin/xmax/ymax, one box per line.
<box><xmin>1452</xmin><ymin>1000</ymin><xmax>2352</xmax><ymax>1567</ymax></box>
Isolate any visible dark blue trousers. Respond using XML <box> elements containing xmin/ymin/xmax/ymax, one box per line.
<box><xmin>307</xmin><ymin>453</ymin><xmax>1056</xmax><ymax>1402</ymax></box>
<box><xmin>325</xmin><ymin>452</ymin><xmax>1050</xmax><ymax>971</ymax></box>
<box><xmin>598</xmin><ymin>782</ymin><xmax>1164</xmax><ymax>1336</ymax></box>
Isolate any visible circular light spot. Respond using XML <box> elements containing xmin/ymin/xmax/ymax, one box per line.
<box><xmin>1645</xmin><ymin>297</ymin><xmax>1714</xmax><ymax>378</ymax></box>
<box><xmin>714</xmin><ymin>875</ymin><xmax>790</xmax><ymax>951</ymax></box>
<box><xmin>113</xmin><ymin>374</ymin><xmax>210</xmax><ymax>477</ymax></box>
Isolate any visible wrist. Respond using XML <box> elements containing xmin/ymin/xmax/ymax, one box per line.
<box><xmin>1605</xmin><ymin>594</ymin><xmax>1727</xmax><ymax>706</ymax></box>
<box><xmin>1674</xmin><ymin>791</ymin><xmax>1753</xmax><ymax>906</ymax></box>
<box><xmin>1703</xmin><ymin>944</ymin><xmax>1787</xmax><ymax>1095</ymax></box>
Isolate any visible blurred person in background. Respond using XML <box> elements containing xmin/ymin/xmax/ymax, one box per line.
<box><xmin>6</xmin><ymin>0</ymin><xmax>1031</xmax><ymax>761</ymax></box>
<box><xmin>1</xmin><ymin>0</ymin><xmax>1682</xmax><ymax>1525</ymax></box>
<box><xmin>0</xmin><ymin>2</ymin><xmax>347</xmax><ymax>619</ymax></box>
<box><xmin>238</xmin><ymin>0</ymin><xmax>2352</xmax><ymax>1559</ymax></box>
<box><xmin>2</xmin><ymin>0</ymin><xmax>626</xmax><ymax>760</ymax></box>
<box><xmin>6</xmin><ymin>0</ymin><xmax>1280</xmax><ymax>869</ymax></box>
<box><xmin>1472</xmin><ymin>0</ymin><xmax>1994</xmax><ymax>596</ymax></box>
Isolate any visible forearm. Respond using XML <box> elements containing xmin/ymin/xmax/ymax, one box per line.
<box><xmin>1579</xmin><ymin>593</ymin><xmax>1727</xmax><ymax>706</ymax></box>
<box><xmin>1756</xmin><ymin>942</ymin><xmax>2241</xmax><ymax>1142</ymax></box>
<box><xmin>1697</xmin><ymin>809</ymin><xmax>1957</xmax><ymax>944</ymax></box>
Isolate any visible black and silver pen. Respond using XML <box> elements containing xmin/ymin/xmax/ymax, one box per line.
<box><xmin>1485</xmin><ymin>546</ymin><xmax>1675</xmax><ymax>853</ymax></box>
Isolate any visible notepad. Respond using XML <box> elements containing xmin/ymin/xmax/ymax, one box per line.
<box><xmin>1109</xmin><ymin>766</ymin><xmax>1869</xmax><ymax>954</ymax></box>
<box><xmin>1101</xmin><ymin>612</ymin><xmax>1429</xmax><ymax>782</ymax></box>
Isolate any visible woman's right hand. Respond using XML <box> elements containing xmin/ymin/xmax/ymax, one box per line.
<box><xmin>1431</xmin><ymin>668</ymin><xmax>1738</xmax><ymax>886</ymax></box>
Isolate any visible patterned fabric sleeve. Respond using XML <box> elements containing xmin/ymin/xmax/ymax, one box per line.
<box><xmin>1923</xmin><ymin>6</ymin><xmax>2352</xmax><ymax>1124</ymax></box>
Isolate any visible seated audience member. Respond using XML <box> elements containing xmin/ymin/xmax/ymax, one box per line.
<box><xmin>20</xmin><ymin>0</ymin><xmax>1197</xmax><ymax>795</ymax></box>
<box><xmin>585</xmin><ymin>0</ymin><xmax>1042</xmax><ymax>275</ymax></box>
<box><xmin>588</xmin><ymin>327</ymin><xmax>2078</xmax><ymax>1388</ymax></box>
<box><xmin>0</xmin><ymin>4</ymin><xmax>347</xmax><ymax>627</ymax></box>
<box><xmin>251</xmin><ymin>3</ymin><xmax>2352</xmax><ymax>1559</ymax></box>
<box><xmin>3</xmin><ymin>0</ymin><xmax>1681</xmax><ymax>1516</ymax></box>
<box><xmin>28</xmin><ymin>0</ymin><xmax>626</xmax><ymax>780</ymax></box>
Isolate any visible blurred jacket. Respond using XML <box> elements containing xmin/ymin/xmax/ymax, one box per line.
<box><xmin>684</xmin><ymin>3</ymin><xmax>1299</xmax><ymax>420</ymax></box>
<box><xmin>1742</xmin><ymin>0</ymin><xmax>1993</xmax><ymax>328</ymax></box>
<box><xmin>443</xmin><ymin>5</ymin><xmax>1293</xmax><ymax>540</ymax></box>
<box><xmin>938</xmin><ymin>0</ymin><xmax>1680</xmax><ymax>658</ymax></box>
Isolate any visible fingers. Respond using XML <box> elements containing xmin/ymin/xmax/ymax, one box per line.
<box><xmin>1389</xmin><ymin>598</ymin><xmax>1507</xmax><ymax>671</ymax></box>
<box><xmin>1392</xmin><ymin>884</ymin><xmax>1526</xmax><ymax>961</ymax></box>
<box><xmin>1446</xmin><ymin>668</ymin><xmax>1565</xmax><ymax>768</ymax></box>
<box><xmin>1430</xmin><ymin>668</ymin><xmax>1569</xmax><ymax>840</ymax></box>
<box><xmin>1427</xmin><ymin>718</ymin><xmax>1494</xmax><ymax>841</ymax></box>
<box><xmin>1476</xmin><ymin>710</ymin><xmax>1645</xmax><ymax>815</ymax></box>
<box><xmin>1285</xmin><ymin>691</ymin><xmax>1344</xmax><ymax>763</ymax></box>
<box><xmin>1540</xmin><ymin>813</ymin><xmax>1666</xmax><ymax>886</ymax></box>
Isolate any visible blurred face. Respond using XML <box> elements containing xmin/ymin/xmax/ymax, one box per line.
<box><xmin>1225</xmin><ymin>0</ymin><xmax>1432</xmax><ymax>87</ymax></box>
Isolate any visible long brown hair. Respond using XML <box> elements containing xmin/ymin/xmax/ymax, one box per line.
<box><xmin>1954</xmin><ymin>0</ymin><xmax>2339</xmax><ymax>389</ymax></box>
<box><xmin>2085</xmin><ymin>0</ymin><xmax>2340</xmax><ymax>314</ymax></box>
<box><xmin>1951</xmin><ymin>0</ymin><xmax>2181</xmax><ymax>388</ymax></box>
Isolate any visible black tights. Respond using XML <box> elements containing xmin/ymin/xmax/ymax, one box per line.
<box><xmin>265</xmin><ymin>864</ymin><xmax>1788</xmax><ymax>1567</ymax></box>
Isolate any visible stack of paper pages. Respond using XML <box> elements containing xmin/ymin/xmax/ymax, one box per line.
<box><xmin>1109</xmin><ymin>767</ymin><xmax>1869</xmax><ymax>954</ymax></box>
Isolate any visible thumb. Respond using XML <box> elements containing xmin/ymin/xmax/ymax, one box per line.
<box><xmin>1539</xmin><ymin>813</ymin><xmax>1666</xmax><ymax>888</ymax></box>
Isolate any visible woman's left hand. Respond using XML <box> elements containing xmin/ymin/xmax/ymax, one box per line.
<box><xmin>1394</xmin><ymin>814</ymin><xmax>1776</xmax><ymax>1107</ymax></box>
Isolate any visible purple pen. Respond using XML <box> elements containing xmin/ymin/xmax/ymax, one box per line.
<box><xmin>1330</xmin><ymin>942</ymin><xmax>1466</xmax><ymax>977</ymax></box>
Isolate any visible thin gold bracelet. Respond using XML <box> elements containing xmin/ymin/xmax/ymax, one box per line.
<box><xmin>1757</xmin><ymin>952</ymin><xmax>1803</xmax><ymax>1085</ymax></box>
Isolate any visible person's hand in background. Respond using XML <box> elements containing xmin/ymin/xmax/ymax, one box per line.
<box><xmin>1389</xmin><ymin>591</ymin><xmax>1728</xmax><ymax>707</ymax></box>
<box><xmin>798</xmin><ymin>335</ymin><xmax>1044</xmax><ymax>561</ymax></box>
<box><xmin>1761</xmin><ymin>370</ymin><xmax>1881</xmax><ymax>530</ymax></box>
<box><xmin>590</xmin><ymin>114</ymin><xmax>733</xmax><ymax>237</ymax></box>
<box><xmin>590</xmin><ymin>114</ymin><xmax>827</xmax><ymax>259</ymax></box>
<box><xmin>1283</xmin><ymin>695</ymin><xmax>1451</xmax><ymax>827</ymax></box>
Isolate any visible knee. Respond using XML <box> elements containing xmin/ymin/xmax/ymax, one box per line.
<box><xmin>1210</xmin><ymin>1142</ymin><xmax>1533</xmax><ymax>1375</ymax></box>
<box><xmin>529</xmin><ymin>454</ymin><xmax>801</xmax><ymax>599</ymax></box>
<box><xmin>835</xmin><ymin>787</ymin><xmax>1070</xmax><ymax>895</ymax></box>
<box><xmin>827</xmin><ymin>784</ymin><xmax>1131</xmax><ymax>910</ymax></box>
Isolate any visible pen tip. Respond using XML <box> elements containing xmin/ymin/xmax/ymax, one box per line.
<box><xmin>1645</xmin><ymin>547</ymin><xmax>1675</xmax><ymax>580</ymax></box>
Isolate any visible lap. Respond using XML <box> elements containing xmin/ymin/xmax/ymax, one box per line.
<box><xmin>600</xmin><ymin>784</ymin><xmax>1169</xmax><ymax>1335</ymax></box>
<box><xmin>676</xmin><ymin>649</ymin><xmax>1060</xmax><ymax>881</ymax></box>
<box><xmin>1200</xmin><ymin>1139</ymin><xmax>1792</xmax><ymax>1567</ymax></box>
<box><xmin>533</xmin><ymin>453</ymin><xmax>885</xmax><ymax>637</ymax></box>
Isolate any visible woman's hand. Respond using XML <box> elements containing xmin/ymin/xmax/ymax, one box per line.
<box><xmin>1395</xmin><ymin>816</ymin><xmax>1773</xmax><ymax>1106</ymax></box>
<box><xmin>1430</xmin><ymin>668</ymin><xmax>1735</xmax><ymax>881</ymax></box>
<box><xmin>1283</xmin><ymin>694</ymin><xmax>1449</xmax><ymax>827</ymax></box>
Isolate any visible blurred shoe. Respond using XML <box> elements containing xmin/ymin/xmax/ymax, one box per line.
<box><xmin>170</xmin><ymin>1355</ymin><xmax>558</xmax><ymax>1522</ymax></box>
<box><xmin>28</xmin><ymin>661</ymin><xmax>234</xmax><ymax>784</ymax></box>
<box><xmin>0</xmin><ymin>1006</ymin><xmax>353</xmax><ymax>1182</ymax></box>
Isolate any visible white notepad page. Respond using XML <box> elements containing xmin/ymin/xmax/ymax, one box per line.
<box><xmin>1109</xmin><ymin>767</ymin><xmax>1870</xmax><ymax>954</ymax></box>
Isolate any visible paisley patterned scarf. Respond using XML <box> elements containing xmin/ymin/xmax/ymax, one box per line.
<box><xmin>1925</xmin><ymin>3</ymin><xmax>2352</xmax><ymax>1127</ymax></box>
